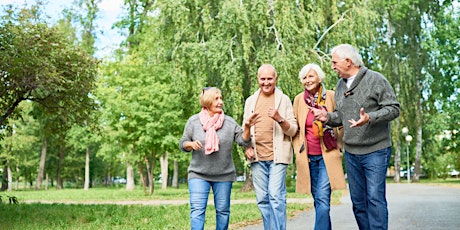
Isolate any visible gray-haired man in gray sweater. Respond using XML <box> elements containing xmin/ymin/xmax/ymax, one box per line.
<box><xmin>311</xmin><ymin>44</ymin><xmax>400</xmax><ymax>230</ymax></box>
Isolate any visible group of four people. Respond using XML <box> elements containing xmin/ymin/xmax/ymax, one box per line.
<box><xmin>179</xmin><ymin>44</ymin><xmax>400</xmax><ymax>230</ymax></box>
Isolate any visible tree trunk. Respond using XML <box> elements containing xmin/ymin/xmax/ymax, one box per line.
<box><xmin>35</xmin><ymin>138</ymin><xmax>47</xmax><ymax>190</ymax></box>
<box><xmin>145</xmin><ymin>156</ymin><xmax>153</xmax><ymax>195</ymax></box>
<box><xmin>1</xmin><ymin>164</ymin><xmax>7</xmax><ymax>191</ymax></box>
<box><xmin>126</xmin><ymin>163</ymin><xmax>135</xmax><ymax>191</ymax></box>
<box><xmin>393</xmin><ymin>140</ymin><xmax>401</xmax><ymax>183</ymax></box>
<box><xmin>150</xmin><ymin>150</ymin><xmax>155</xmax><ymax>194</ymax></box>
<box><xmin>15</xmin><ymin>165</ymin><xmax>19</xmax><ymax>190</ymax></box>
<box><xmin>160</xmin><ymin>153</ymin><xmax>169</xmax><ymax>189</ymax></box>
<box><xmin>84</xmin><ymin>146</ymin><xmax>90</xmax><ymax>190</ymax></box>
<box><xmin>413</xmin><ymin>125</ymin><xmax>423</xmax><ymax>182</ymax></box>
<box><xmin>393</xmin><ymin>80</ymin><xmax>401</xmax><ymax>183</ymax></box>
<box><xmin>45</xmin><ymin>173</ymin><xmax>49</xmax><ymax>190</ymax></box>
<box><xmin>138</xmin><ymin>161</ymin><xmax>146</xmax><ymax>191</ymax></box>
<box><xmin>56</xmin><ymin>146</ymin><xmax>65</xmax><ymax>189</ymax></box>
<box><xmin>240</xmin><ymin>172</ymin><xmax>254</xmax><ymax>192</ymax></box>
<box><xmin>7</xmin><ymin>160</ymin><xmax>12</xmax><ymax>191</ymax></box>
<box><xmin>172</xmin><ymin>160</ymin><xmax>179</xmax><ymax>188</ymax></box>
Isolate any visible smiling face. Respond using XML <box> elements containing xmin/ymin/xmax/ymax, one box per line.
<box><xmin>207</xmin><ymin>91</ymin><xmax>223</xmax><ymax>117</ymax></box>
<box><xmin>301</xmin><ymin>69</ymin><xmax>321</xmax><ymax>94</ymax></box>
<box><xmin>200</xmin><ymin>87</ymin><xmax>224</xmax><ymax>117</ymax></box>
<box><xmin>257</xmin><ymin>65</ymin><xmax>277</xmax><ymax>96</ymax></box>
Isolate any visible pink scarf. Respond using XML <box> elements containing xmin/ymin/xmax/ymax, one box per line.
<box><xmin>199</xmin><ymin>108</ymin><xmax>225</xmax><ymax>155</ymax></box>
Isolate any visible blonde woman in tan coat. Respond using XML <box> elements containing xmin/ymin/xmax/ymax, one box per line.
<box><xmin>292</xmin><ymin>63</ymin><xmax>346</xmax><ymax>230</ymax></box>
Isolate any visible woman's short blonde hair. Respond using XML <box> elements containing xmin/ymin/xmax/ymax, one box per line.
<box><xmin>200</xmin><ymin>87</ymin><xmax>221</xmax><ymax>108</ymax></box>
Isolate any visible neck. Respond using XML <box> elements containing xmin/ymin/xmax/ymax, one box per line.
<box><xmin>308</xmin><ymin>86</ymin><xmax>320</xmax><ymax>95</ymax></box>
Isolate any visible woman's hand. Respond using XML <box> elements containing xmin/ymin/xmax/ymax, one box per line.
<box><xmin>244</xmin><ymin>112</ymin><xmax>261</xmax><ymax>127</ymax></box>
<box><xmin>186</xmin><ymin>140</ymin><xmax>202</xmax><ymax>151</ymax></box>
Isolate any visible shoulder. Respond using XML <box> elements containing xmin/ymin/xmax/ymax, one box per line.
<box><xmin>365</xmin><ymin>69</ymin><xmax>388</xmax><ymax>82</ymax></box>
<box><xmin>293</xmin><ymin>92</ymin><xmax>304</xmax><ymax>102</ymax></box>
<box><xmin>186</xmin><ymin>114</ymin><xmax>200</xmax><ymax>124</ymax></box>
<box><xmin>325</xmin><ymin>89</ymin><xmax>335</xmax><ymax>96</ymax></box>
<box><xmin>224</xmin><ymin>115</ymin><xmax>238</xmax><ymax>125</ymax></box>
<box><xmin>275</xmin><ymin>88</ymin><xmax>291</xmax><ymax>100</ymax></box>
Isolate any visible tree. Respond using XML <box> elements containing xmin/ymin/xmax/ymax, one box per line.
<box><xmin>0</xmin><ymin>5</ymin><xmax>99</xmax><ymax>130</ymax></box>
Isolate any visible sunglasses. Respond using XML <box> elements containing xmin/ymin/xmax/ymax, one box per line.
<box><xmin>202</xmin><ymin>87</ymin><xmax>211</xmax><ymax>94</ymax></box>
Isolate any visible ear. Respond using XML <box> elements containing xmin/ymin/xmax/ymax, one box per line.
<box><xmin>345</xmin><ymin>58</ymin><xmax>353</xmax><ymax>67</ymax></box>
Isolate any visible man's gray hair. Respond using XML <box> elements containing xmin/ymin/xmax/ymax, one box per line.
<box><xmin>331</xmin><ymin>44</ymin><xmax>364</xmax><ymax>67</ymax></box>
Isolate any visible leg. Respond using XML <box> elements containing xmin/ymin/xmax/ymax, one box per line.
<box><xmin>345</xmin><ymin>151</ymin><xmax>369</xmax><ymax>230</ymax></box>
<box><xmin>363</xmin><ymin>147</ymin><xmax>391</xmax><ymax>230</ymax></box>
<box><xmin>251</xmin><ymin>161</ymin><xmax>272</xmax><ymax>230</ymax></box>
<box><xmin>211</xmin><ymin>181</ymin><xmax>233</xmax><ymax>230</ymax></box>
<box><xmin>309</xmin><ymin>155</ymin><xmax>331</xmax><ymax>230</ymax></box>
<box><xmin>268</xmin><ymin>162</ymin><xmax>288</xmax><ymax>230</ymax></box>
<box><xmin>188</xmin><ymin>178</ymin><xmax>211</xmax><ymax>230</ymax></box>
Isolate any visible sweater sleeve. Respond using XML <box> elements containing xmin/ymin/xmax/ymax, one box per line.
<box><xmin>366</xmin><ymin>77</ymin><xmax>400</xmax><ymax>124</ymax></box>
<box><xmin>179</xmin><ymin>116</ymin><xmax>195</xmax><ymax>152</ymax></box>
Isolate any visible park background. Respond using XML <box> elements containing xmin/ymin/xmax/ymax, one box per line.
<box><xmin>0</xmin><ymin>0</ymin><xmax>459</xmax><ymax>228</ymax></box>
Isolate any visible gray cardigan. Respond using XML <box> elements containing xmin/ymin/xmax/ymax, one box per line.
<box><xmin>179</xmin><ymin>114</ymin><xmax>251</xmax><ymax>182</ymax></box>
<box><xmin>326</xmin><ymin>67</ymin><xmax>400</xmax><ymax>155</ymax></box>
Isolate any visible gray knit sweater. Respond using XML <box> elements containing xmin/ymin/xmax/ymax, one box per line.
<box><xmin>179</xmin><ymin>114</ymin><xmax>251</xmax><ymax>182</ymax></box>
<box><xmin>326</xmin><ymin>67</ymin><xmax>400</xmax><ymax>155</ymax></box>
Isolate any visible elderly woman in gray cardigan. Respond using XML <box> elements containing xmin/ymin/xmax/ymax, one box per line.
<box><xmin>179</xmin><ymin>87</ymin><xmax>259</xmax><ymax>230</ymax></box>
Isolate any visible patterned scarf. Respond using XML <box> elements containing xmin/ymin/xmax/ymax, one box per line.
<box><xmin>199</xmin><ymin>108</ymin><xmax>225</xmax><ymax>155</ymax></box>
<box><xmin>303</xmin><ymin>83</ymin><xmax>327</xmax><ymax>137</ymax></box>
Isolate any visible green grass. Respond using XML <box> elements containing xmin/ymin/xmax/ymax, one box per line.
<box><xmin>0</xmin><ymin>182</ymin><xmax>318</xmax><ymax>229</ymax></box>
<box><xmin>2</xmin><ymin>179</ymin><xmax>458</xmax><ymax>229</ymax></box>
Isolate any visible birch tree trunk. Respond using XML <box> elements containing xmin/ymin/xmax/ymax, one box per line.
<box><xmin>7</xmin><ymin>160</ymin><xmax>12</xmax><ymax>191</ymax></box>
<box><xmin>126</xmin><ymin>164</ymin><xmax>135</xmax><ymax>191</ymax></box>
<box><xmin>84</xmin><ymin>147</ymin><xmax>90</xmax><ymax>190</ymax></box>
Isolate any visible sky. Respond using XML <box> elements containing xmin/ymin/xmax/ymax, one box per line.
<box><xmin>1</xmin><ymin>0</ymin><xmax>125</xmax><ymax>57</ymax></box>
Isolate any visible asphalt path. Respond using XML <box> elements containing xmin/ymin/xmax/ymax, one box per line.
<box><xmin>240</xmin><ymin>183</ymin><xmax>460</xmax><ymax>230</ymax></box>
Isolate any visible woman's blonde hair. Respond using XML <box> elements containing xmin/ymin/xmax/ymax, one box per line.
<box><xmin>200</xmin><ymin>87</ymin><xmax>221</xmax><ymax>108</ymax></box>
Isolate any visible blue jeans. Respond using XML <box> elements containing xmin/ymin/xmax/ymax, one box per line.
<box><xmin>188</xmin><ymin>178</ymin><xmax>233</xmax><ymax>230</ymax></box>
<box><xmin>345</xmin><ymin>147</ymin><xmax>392</xmax><ymax>230</ymax></box>
<box><xmin>251</xmin><ymin>161</ymin><xmax>287</xmax><ymax>230</ymax></box>
<box><xmin>309</xmin><ymin>155</ymin><xmax>332</xmax><ymax>230</ymax></box>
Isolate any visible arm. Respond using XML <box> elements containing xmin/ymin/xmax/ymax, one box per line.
<box><xmin>179</xmin><ymin>117</ymin><xmax>202</xmax><ymax>152</ymax></box>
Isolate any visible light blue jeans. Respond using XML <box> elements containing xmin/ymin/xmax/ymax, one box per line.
<box><xmin>188</xmin><ymin>178</ymin><xmax>233</xmax><ymax>230</ymax></box>
<box><xmin>309</xmin><ymin>155</ymin><xmax>332</xmax><ymax>230</ymax></box>
<box><xmin>345</xmin><ymin>147</ymin><xmax>392</xmax><ymax>230</ymax></box>
<box><xmin>251</xmin><ymin>161</ymin><xmax>287</xmax><ymax>230</ymax></box>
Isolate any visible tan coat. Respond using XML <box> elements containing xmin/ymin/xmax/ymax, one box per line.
<box><xmin>292</xmin><ymin>90</ymin><xmax>346</xmax><ymax>194</ymax></box>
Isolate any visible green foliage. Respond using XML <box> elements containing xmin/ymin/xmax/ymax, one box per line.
<box><xmin>1</xmin><ymin>183</ymin><xmax>318</xmax><ymax>229</ymax></box>
<box><xmin>1</xmin><ymin>0</ymin><xmax>459</xmax><ymax>192</ymax></box>
<box><xmin>0</xmin><ymin>5</ymin><xmax>99</xmax><ymax>129</ymax></box>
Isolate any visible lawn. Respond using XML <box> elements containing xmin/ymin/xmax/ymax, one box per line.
<box><xmin>0</xmin><ymin>182</ymin><xmax>322</xmax><ymax>229</ymax></box>
<box><xmin>4</xmin><ymin>178</ymin><xmax>456</xmax><ymax>229</ymax></box>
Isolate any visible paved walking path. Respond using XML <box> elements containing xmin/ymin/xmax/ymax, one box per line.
<box><xmin>241</xmin><ymin>183</ymin><xmax>460</xmax><ymax>230</ymax></box>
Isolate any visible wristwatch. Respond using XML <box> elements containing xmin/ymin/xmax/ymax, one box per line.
<box><xmin>277</xmin><ymin>118</ymin><xmax>285</xmax><ymax>124</ymax></box>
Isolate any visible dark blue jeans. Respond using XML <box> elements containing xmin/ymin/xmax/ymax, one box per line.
<box><xmin>309</xmin><ymin>155</ymin><xmax>332</xmax><ymax>230</ymax></box>
<box><xmin>345</xmin><ymin>147</ymin><xmax>392</xmax><ymax>230</ymax></box>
